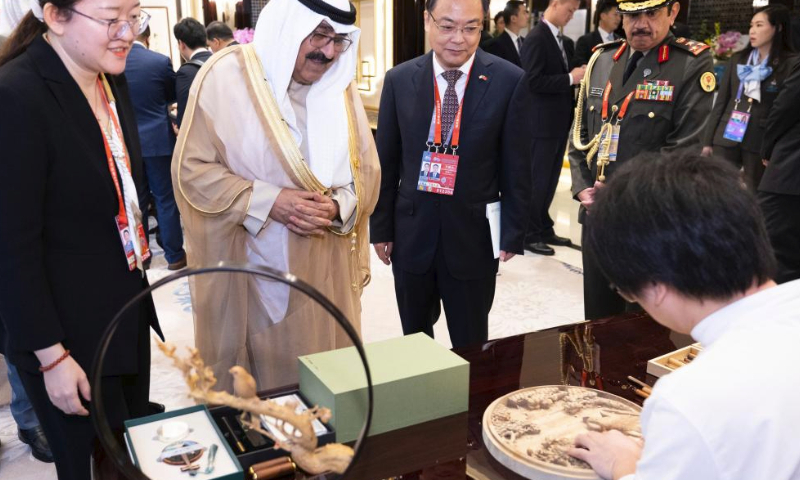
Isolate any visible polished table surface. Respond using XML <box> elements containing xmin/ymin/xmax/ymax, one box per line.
<box><xmin>346</xmin><ymin>312</ymin><xmax>693</xmax><ymax>480</ymax></box>
<box><xmin>95</xmin><ymin>312</ymin><xmax>692</xmax><ymax>480</ymax></box>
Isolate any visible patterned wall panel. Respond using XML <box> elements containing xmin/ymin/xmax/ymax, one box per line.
<box><xmin>250</xmin><ymin>0</ymin><xmax>268</xmax><ymax>27</ymax></box>
<box><xmin>687</xmin><ymin>0</ymin><xmax>798</xmax><ymax>36</ymax></box>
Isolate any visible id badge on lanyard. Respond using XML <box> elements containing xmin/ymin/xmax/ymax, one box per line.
<box><xmin>598</xmin><ymin>84</ymin><xmax>634</xmax><ymax>164</ymax></box>
<box><xmin>417</xmin><ymin>70</ymin><xmax>469</xmax><ymax>196</ymax></box>
<box><xmin>98</xmin><ymin>77</ymin><xmax>151</xmax><ymax>270</ymax></box>
<box><xmin>723</xmin><ymin>83</ymin><xmax>752</xmax><ymax>143</ymax></box>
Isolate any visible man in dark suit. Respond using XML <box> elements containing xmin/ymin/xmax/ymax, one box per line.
<box><xmin>206</xmin><ymin>21</ymin><xmax>240</xmax><ymax>53</ymax></box>
<box><xmin>574</xmin><ymin>0</ymin><xmax>621</xmax><ymax>67</ymax></box>
<box><xmin>173</xmin><ymin>18</ymin><xmax>212</xmax><ymax>125</ymax></box>
<box><xmin>371</xmin><ymin>0</ymin><xmax>531</xmax><ymax>348</ymax></box>
<box><xmin>520</xmin><ymin>0</ymin><xmax>585</xmax><ymax>256</ymax></box>
<box><xmin>484</xmin><ymin>0</ymin><xmax>529</xmax><ymax>67</ymax></box>
<box><xmin>760</xmin><ymin>60</ymin><xmax>800</xmax><ymax>284</ymax></box>
<box><xmin>126</xmin><ymin>27</ymin><xmax>186</xmax><ymax>270</ymax></box>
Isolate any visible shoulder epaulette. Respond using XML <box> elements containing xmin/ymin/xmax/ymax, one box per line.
<box><xmin>592</xmin><ymin>38</ymin><xmax>625</xmax><ymax>53</ymax></box>
<box><xmin>671</xmin><ymin>37</ymin><xmax>711</xmax><ymax>56</ymax></box>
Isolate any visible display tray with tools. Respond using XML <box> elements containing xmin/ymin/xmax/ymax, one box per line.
<box><xmin>208</xmin><ymin>389</ymin><xmax>335</xmax><ymax>474</ymax></box>
<box><xmin>125</xmin><ymin>404</ymin><xmax>245</xmax><ymax>480</ymax></box>
<box><xmin>646</xmin><ymin>343</ymin><xmax>703</xmax><ymax>378</ymax></box>
<box><xmin>482</xmin><ymin>385</ymin><xmax>643</xmax><ymax>480</ymax></box>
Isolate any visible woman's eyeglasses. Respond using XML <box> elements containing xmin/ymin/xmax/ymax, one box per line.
<box><xmin>68</xmin><ymin>8</ymin><xmax>151</xmax><ymax>41</ymax></box>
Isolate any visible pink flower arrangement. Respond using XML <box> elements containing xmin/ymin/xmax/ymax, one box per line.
<box><xmin>234</xmin><ymin>28</ymin><xmax>255</xmax><ymax>44</ymax></box>
<box><xmin>706</xmin><ymin>24</ymin><xmax>749</xmax><ymax>61</ymax></box>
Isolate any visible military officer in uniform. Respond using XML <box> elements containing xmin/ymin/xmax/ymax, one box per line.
<box><xmin>569</xmin><ymin>0</ymin><xmax>715</xmax><ymax>320</ymax></box>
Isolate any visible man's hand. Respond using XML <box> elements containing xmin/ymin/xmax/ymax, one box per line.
<box><xmin>577</xmin><ymin>187</ymin><xmax>596</xmax><ymax>211</ymax></box>
<box><xmin>373</xmin><ymin>242</ymin><xmax>393</xmax><ymax>265</ymax></box>
<box><xmin>701</xmin><ymin>146</ymin><xmax>713</xmax><ymax>157</ymax></box>
<box><xmin>270</xmin><ymin>189</ymin><xmax>334</xmax><ymax>237</ymax></box>
<box><xmin>571</xmin><ymin>66</ymin><xmax>587</xmax><ymax>84</ymax></box>
<box><xmin>762</xmin><ymin>158</ymin><xmax>770</xmax><ymax>167</ymax></box>
<box><xmin>500</xmin><ymin>251</ymin><xmax>515</xmax><ymax>262</ymax></box>
<box><xmin>568</xmin><ymin>430</ymin><xmax>643</xmax><ymax>480</ymax></box>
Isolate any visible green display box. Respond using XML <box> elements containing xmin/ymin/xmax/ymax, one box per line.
<box><xmin>299</xmin><ymin>333</ymin><xmax>470</xmax><ymax>443</ymax></box>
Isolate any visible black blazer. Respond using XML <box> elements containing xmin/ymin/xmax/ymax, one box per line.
<box><xmin>176</xmin><ymin>49</ymin><xmax>212</xmax><ymax>125</ymax></box>
<box><xmin>760</xmin><ymin>59</ymin><xmax>800</xmax><ymax>195</ymax></box>
<box><xmin>0</xmin><ymin>37</ymin><xmax>161</xmax><ymax>376</ymax></box>
<box><xmin>484</xmin><ymin>31</ymin><xmax>522</xmax><ymax>67</ymax></box>
<box><xmin>520</xmin><ymin>21</ymin><xmax>575</xmax><ymax>138</ymax></box>
<box><xmin>574</xmin><ymin>30</ymin><xmax>610</xmax><ymax>67</ymax></box>
<box><xmin>371</xmin><ymin>49</ymin><xmax>532</xmax><ymax>280</ymax></box>
<box><xmin>705</xmin><ymin>51</ymin><xmax>798</xmax><ymax>154</ymax></box>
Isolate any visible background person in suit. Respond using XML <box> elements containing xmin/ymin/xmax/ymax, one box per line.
<box><xmin>485</xmin><ymin>0</ymin><xmax>529</xmax><ymax>67</ymax></box>
<box><xmin>760</xmin><ymin>60</ymin><xmax>800</xmax><ymax>284</ymax></box>
<box><xmin>492</xmin><ymin>11</ymin><xmax>505</xmax><ymax>37</ymax></box>
<box><xmin>371</xmin><ymin>0</ymin><xmax>531</xmax><ymax>349</ymax></box>
<box><xmin>574</xmin><ymin>0</ymin><xmax>621</xmax><ymax>67</ymax></box>
<box><xmin>0</xmin><ymin>0</ymin><xmax>162</xmax><ymax>477</ymax></box>
<box><xmin>173</xmin><ymin>18</ymin><xmax>211</xmax><ymax>125</ymax></box>
<box><xmin>702</xmin><ymin>5</ymin><xmax>797</xmax><ymax>192</ymax></box>
<box><xmin>206</xmin><ymin>20</ymin><xmax>239</xmax><ymax>53</ymax></box>
<box><xmin>126</xmin><ymin>26</ymin><xmax>187</xmax><ymax>270</ymax></box>
<box><xmin>520</xmin><ymin>0</ymin><xmax>585</xmax><ymax>256</ymax></box>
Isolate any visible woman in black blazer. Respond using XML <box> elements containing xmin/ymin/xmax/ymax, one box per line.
<box><xmin>0</xmin><ymin>1</ymin><xmax>161</xmax><ymax>478</ymax></box>
<box><xmin>702</xmin><ymin>5</ymin><xmax>797</xmax><ymax>192</ymax></box>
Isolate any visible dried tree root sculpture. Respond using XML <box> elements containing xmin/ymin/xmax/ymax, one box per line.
<box><xmin>156</xmin><ymin>339</ymin><xmax>355</xmax><ymax>474</ymax></box>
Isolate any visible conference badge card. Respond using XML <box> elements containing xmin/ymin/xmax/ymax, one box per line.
<box><xmin>417</xmin><ymin>152</ymin><xmax>459</xmax><ymax>196</ymax></box>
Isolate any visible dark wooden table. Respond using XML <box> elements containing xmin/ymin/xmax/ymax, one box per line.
<box><xmin>95</xmin><ymin>313</ymin><xmax>691</xmax><ymax>480</ymax></box>
<box><xmin>345</xmin><ymin>312</ymin><xmax>693</xmax><ymax>480</ymax></box>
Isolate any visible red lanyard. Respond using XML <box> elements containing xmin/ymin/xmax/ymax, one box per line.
<box><xmin>601</xmin><ymin>82</ymin><xmax>635</xmax><ymax>123</ymax></box>
<box><xmin>96</xmin><ymin>76</ymin><xmax>130</xmax><ymax>223</ymax></box>
<box><xmin>433</xmin><ymin>65</ymin><xmax>472</xmax><ymax>148</ymax></box>
<box><xmin>617</xmin><ymin>92</ymin><xmax>635</xmax><ymax>122</ymax></box>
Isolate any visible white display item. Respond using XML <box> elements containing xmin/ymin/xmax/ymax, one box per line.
<box><xmin>260</xmin><ymin>393</ymin><xmax>328</xmax><ymax>442</ymax></box>
<box><xmin>126</xmin><ymin>408</ymin><xmax>241</xmax><ymax>480</ymax></box>
<box><xmin>482</xmin><ymin>385</ymin><xmax>642</xmax><ymax>480</ymax></box>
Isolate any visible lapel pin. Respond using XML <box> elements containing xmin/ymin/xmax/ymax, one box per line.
<box><xmin>643</xmin><ymin>69</ymin><xmax>652</xmax><ymax>78</ymax></box>
<box><xmin>479</xmin><ymin>75</ymin><xmax>488</xmax><ymax>81</ymax></box>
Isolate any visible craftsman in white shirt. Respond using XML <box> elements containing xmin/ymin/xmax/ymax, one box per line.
<box><xmin>568</xmin><ymin>152</ymin><xmax>800</xmax><ymax>480</ymax></box>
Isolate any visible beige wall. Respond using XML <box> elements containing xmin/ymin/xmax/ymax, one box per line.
<box><xmin>355</xmin><ymin>0</ymin><xmax>393</xmax><ymax>112</ymax></box>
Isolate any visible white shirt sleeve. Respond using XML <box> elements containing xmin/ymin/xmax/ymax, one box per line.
<box><xmin>243</xmin><ymin>179</ymin><xmax>282</xmax><ymax>236</ymax></box>
<box><xmin>630</xmin><ymin>397</ymin><xmax>721</xmax><ymax>480</ymax></box>
<box><xmin>330</xmin><ymin>182</ymin><xmax>357</xmax><ymax>233</ymax></box>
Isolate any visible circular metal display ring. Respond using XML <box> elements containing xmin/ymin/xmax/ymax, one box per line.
<box><xmin>90</xmin><ymin>262</ymin><xmax>374</xmax><ymax>479</ymax></box>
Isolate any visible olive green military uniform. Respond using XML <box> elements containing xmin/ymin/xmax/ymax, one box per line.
<box><xmin>569</xmin><ymin>33</ymin><xmax>714</xmax><ymax>319</ymax></box>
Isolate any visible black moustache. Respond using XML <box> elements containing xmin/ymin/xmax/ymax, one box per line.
<box><xmin>633</xmin><ymin>30</ymin><xmax>651</xmax><ymax>36</ymax></box>
<box><xmin>306</xmin><ymin>52</ymin><xmax>333</xmax><ymax>63</ymax></box>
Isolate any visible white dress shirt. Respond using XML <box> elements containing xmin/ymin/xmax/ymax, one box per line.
<box><xmin>597</xmin><ymin>27</ymin><xmax>615</xmax><ymax>43</ymax></box>
<box><xmin>620</xmin><ymin>279</ymin><xmax>800</xmax><ymax>480</ymax></box>
<box><xmin>507</xmin><ymin>29</ymin><xmax>522</xmax><ymax>54</ymax></box>
<box><xmin>541</xmin><ymin>19</ymin><xmax>574</xmax><ymax>85</ymax></box>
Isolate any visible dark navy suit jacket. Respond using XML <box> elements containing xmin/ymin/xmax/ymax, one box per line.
<box><xmin>124</xmin><ymin>43</ymin><xmax>176</xmax><ymax>158</ymax></box>
<box><xmin>371</xmin><ymin>49</ymin><xmax>532</xmax><ymax>280</ymax></box>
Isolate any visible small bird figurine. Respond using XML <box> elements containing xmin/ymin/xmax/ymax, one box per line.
<box><xmin>229</xmin><ymin>366</ymin><xmax>257</xmax><ymax>400</ymax></box>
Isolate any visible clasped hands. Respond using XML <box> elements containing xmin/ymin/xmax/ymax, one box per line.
<box><xmin>270</xmin><ymin>189</ymin><xmax>339</xmax><ymax>237</ymax></box>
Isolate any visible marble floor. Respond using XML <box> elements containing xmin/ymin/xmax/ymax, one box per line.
<box><xmin>0</xmin><ymin>169</ymin><xmax>585</xmax><ymax>480</ymax></box>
